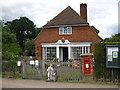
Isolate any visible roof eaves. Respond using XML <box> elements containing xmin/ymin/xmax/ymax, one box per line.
<box><xmin>89</xmin><ymin>26</ymin><xmax>103</xmax><ymax>41</ymax></box>
<box><xmin>90</xmin><ymin>26</ymin><xmax>99</xmax><ymax>34</ymax></box>
<box><xmin>43</xmin><ymin>23</ymin><xmax>89</xmax><ymax>28</ymax></box>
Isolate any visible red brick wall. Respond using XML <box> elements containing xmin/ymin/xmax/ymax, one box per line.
<box><xmin>35</xmin><ymin>26</ymin><xmax>102</xmax><ymax>60</ymax></box>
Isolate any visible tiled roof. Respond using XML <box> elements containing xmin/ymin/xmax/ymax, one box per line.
<box><xmin>44</xmin><ymin>6</ymin><xmax>88</xmax><ymax>27</ymax></box>
<box><xmin>90</xmin><ymin>26</ymin><xmax>100</xmax><ymax>34</ymax></box>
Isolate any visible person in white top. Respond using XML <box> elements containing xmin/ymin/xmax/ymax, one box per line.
<box><xmin>47</xmin><ymin>64</ymin><xmax>54</xmax><ymax>80</ymax></box>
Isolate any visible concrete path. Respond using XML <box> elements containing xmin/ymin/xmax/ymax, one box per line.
<box><xmin>2</xmin><ymin>78</ymin><xmax>119</xmax><ymax>88</ymax></box>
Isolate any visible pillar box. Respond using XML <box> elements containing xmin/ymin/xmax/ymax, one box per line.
<box><xmin>80</xmin><ymin>53</ymin><xmax>94</xmax><ymax>75</ymax></box>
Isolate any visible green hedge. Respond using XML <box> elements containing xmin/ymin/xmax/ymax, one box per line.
<box><xmin>94</xmin><ymin>42</ymin><xmax>105</xmax><ymax>78</ymax></box>
<box><xmin>94</xmin><ymin>42</ymin><xmax>120</xmax><ymax>80</ymax></box>
<box><xmin>104</xmin><ymin>42</ymin><xmax>120</xmax><ymax>45</ymax></box>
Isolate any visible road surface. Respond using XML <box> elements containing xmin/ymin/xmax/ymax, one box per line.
<box><xmin>2</xmin><ymin>78</ymin><xmax>119</xmax><ymax>88</ymax></box>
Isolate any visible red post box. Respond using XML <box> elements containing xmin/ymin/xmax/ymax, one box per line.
<box><xmin>83</xmin><ymin>58</ymin><xmax>91</xmax><ymax>74</ymax></box>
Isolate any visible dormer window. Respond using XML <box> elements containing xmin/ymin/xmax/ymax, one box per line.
<box><xmin>59</xmin><ymin>27</ymin><xmax>72</xmax><ymax>35</ymax></box>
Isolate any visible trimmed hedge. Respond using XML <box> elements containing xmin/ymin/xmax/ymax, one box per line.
<box><xmin>94</xmin><ymin>42</ymin><xmax>106</xmax><ymax>79</ymax></box>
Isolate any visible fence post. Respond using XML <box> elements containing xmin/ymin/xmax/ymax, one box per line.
<box><xmin>21</xmin><ymin>57</ymin><xmax>26</xmax><ymax>77</ymax></box>
<box><xmin>42</xmin><ymin>60</ymin><xmax>45</xmax><ymax>79</ymax></box>
<box><xmin>111</xmin><ymin>68</ymin><xmax>115</xmax><ymax>82</ymax></box>
<box><xmin>80</xmin><ymin>59</ymin><xmax>82</xmax><ymax>80</ymax></box>
<box><xmin>22</xmin><ymin>60</ymin><xmax>25</xmax><ymax>74</ymax></box>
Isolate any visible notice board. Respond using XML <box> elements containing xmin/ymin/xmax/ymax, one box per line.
<box><xmin>106</xmin><ymin>45</ymin><xmax>120</xmax><ymax>68</ymax></box>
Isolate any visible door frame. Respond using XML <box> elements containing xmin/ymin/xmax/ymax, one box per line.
<box><xmin>59</xmin><ymin>47</ymin><xmax>68</xmax><ymax>62</ymax></box>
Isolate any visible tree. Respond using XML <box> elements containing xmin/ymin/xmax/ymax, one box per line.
<box><xmin>2</xmin><ymin>26</ymin><xmax>21</xmax><ymax>60</ymax></box>
<box><xmin>23</xmin><ymin>39</ymin><xmax>35</xmax><ymax>56</ymax></box>
<box><xmin>2</xmin><ymin>26</ymin><xmax>16</xmax><ymax>43</ymax></box>
<box><xmin>4</xmin><ymin>17</ymin><xmax>42</xmax><ymax>56</ymax></box>
<box><xmin>2</xmin><ymin>22</ymin><xmax>22</xmax><ymax>77</ymax></box>
<box><xmin>104</xmin><ymin>33</ymin><xmax>120</xmax><ymax>42</ymax></box>
<box><xmin>5</xmin><ymin>17</ymin><xmax>36</xmax><ymax>48</ymax></box>
<box><xmin>0</xmin><ymin>20</ymin><xmax>2</xmax><ymax>60</ymax></box>
<box><xmin>23</xmin><ymin>28</ymin><xmax>42</xmax><ymax>56</ymax></box>
<box><xmin>35</xmin><ymin>27</ymin><xmax>42</xmax><ymax>37</ymax></box>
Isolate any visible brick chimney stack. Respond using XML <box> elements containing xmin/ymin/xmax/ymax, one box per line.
<box><xmin>80</xmin><ymin>3</ymin><xmax>87</xmax><ymax>22</ymax></box>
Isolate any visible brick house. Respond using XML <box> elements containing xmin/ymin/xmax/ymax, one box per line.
<box><xmin>35</xmin><ymin>3</ymin><xmax>102</xmax><ymax>63</ymax></box>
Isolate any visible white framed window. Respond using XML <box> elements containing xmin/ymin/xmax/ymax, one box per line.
<box><xmin>71</xmin><ymin>46</ymin><xmax>90</xmax><ymax>60</ymax></box>
<box><xmin>59</xmin><ymin>27</ymin><xmax>72</xmax><ymax>35</ymax></box>
<box><xmin>43</xmin><ymin>47</ymin><xmax>56</xmax><ymax>61</ymax></box>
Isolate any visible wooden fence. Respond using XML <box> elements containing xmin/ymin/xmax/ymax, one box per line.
<box><xmin>2</xmin><ymin>60</ymin><xmax>20</xmax><ymax>78</ymax></box>
<box><xmin>21</xmin><ymin>59</ymin><xmax>82</xmax><ymax>81</ymax></box>
<box><xmin>43</xmin><ymin>61</ymin><xmax>82</xmax><ymax>81</ymax></box>
<box><xmin>94</xmin><ymin>68</ymin><xmax>120</xmax><ymax>83</ymax></box>
<box><xmin>2</xmin><ymin>56</ymin><xmax>120</xmax><ymax>83</ymax></box>
<box><xmin>21</xmin><ymin>57</ymin><xmax>43</xmax><ymax>80</ymax></box>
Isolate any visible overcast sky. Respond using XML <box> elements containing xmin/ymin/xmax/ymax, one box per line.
<box><xmin>1</xmin><ymin>0</ymin><xmax>119</xmax><ymax>39</ymax></box>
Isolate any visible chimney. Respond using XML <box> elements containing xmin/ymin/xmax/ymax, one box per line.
<box><xmin>80</xmin><ymin>3</ymin><xmax>87</xmax><ymax>22</ymax></box>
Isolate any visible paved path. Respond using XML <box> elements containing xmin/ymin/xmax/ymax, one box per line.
<box><xmin>2</xmin><ymin>78</ymin><xmax>119</xmax><ymax>88</ymax></box>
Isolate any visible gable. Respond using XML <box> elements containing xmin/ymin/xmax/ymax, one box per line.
<box><xmin>44</xmin><ymin>6</ymin><xmax>88</xmax><ymax>27</ymax></box>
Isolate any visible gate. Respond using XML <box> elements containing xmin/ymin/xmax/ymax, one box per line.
<box><xmin>21</xmin><ymin>57</ymin><xmax>82</xmax><ymax>81</ymax></box>
<box><xmin>43</xmin><ymin>60</ymin><xmax>82</xmax><ymax>81</ymax></box>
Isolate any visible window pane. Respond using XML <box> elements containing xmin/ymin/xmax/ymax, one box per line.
<box><xmin>71</xmin><ymin>47</ymin><xmax>81</xmax><ymax>60</ymax></box>
<box><xmin>59</xmin><ymin>28</ymin><xmax>64</xmax><ymax>34</ymax></box>
<box><xmin>86</xmin><ymin>47</ymin><xmax>88</xmax><ymax>53</ymax></box>
<box><xmin>59</xmin><ymin>27</ymin><xmax>72</xmax><ymax>35</ymax></box>
<box><xmin>43</xmin><ymin>47</ymin><xmax>56</xmax><ymax>61</ymax></box>
<box><xmin>88</xmin><ymin>47</ymin><xmax>90</xmax><ymax>53</ymax></box>
<box><xmin>60</xmin><ymin>30</ymin><xmax>63</xmax><ymax>34</ymax></box>
<box><xmin>43</xmin><ymin>47</ymin><xmax>47</xmax><ymax>60</ymax></box>
<box><xmin>83</xmin><ymin>47</ymin><xmax>85</xmax><ymax>53</ymax></box>
<box><xmin>64</xmin><ymin>27</ymin><xmax>67</xmax><ymax>34</ymax></box>
<box><xmin>67</xmin><ymin>27</ymin><xmax>72</xmax><ymax>34</ymax></box>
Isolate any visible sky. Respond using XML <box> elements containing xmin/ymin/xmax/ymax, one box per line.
<box><xmin>1</xmin><ymin>0</ymin><xmax>119</xmax><ymax>39</ymax></box>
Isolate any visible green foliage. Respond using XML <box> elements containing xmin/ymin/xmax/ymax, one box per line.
<box><xmin>0</xmin><ymin>20</ymin><xmax>3</xmax><ymax>29</ymax></box>
<box><xmin>23</xmin><ymin>39</ymin><xmax>35</xmax><ymax>56</ymax></box>
<box><xmin>104</xmin><ymin>42</ymin><xmax>120</xmax><ymax>45</ymax></box>
<box><xmin>94</xmin><ymin>43</ymin><xmax>105</xmax><ymax>63</ymax></box>
<box><xmin>5</xmin><ymin>17</ymin><xmax>40</xmax><ymax>56</ymax></box>
<box><xmin>104</xmin><ymin>33</ymin><xmax>120</xmax><ymax>42</ymax></box>
<box><xmin>2</xmin><ymin>24</ymin><xmax>21</xmax><ymax>61</ymax></box>
<box><xmin>2</xmin><ymin>17</ymin><xmax>40</xmax><ymax>78</ymax></box>
<box><xmin>5</xmin><ymin>17</ymin><xmax>36</xmax><ymax>49</ymax></box>
<box><xmin>0</xmin><ymin>20</ymin><xmax>2</xmax><ymax>58</ymax></box>
<box><xmin>35</xmin><ymin>28</ymin><xmax>42</xmax><ymax>37</ymax></box>
<box><xmin>2</xmin><ymin>60</ymin><xmax>21</xmax><ymax>78</ymax></box>
<box><xmin>2</xmin><ymin>43</ymin><xmax>21</xmax><ymax>60</ymax></box>
<box><xmin>94</xmin><ymin>43</ymin><xmax>106</xmax><ymax>78</ymax></box>
<box><xmin>2</xmin><ymin>26</ymin><xmax>17</xmax><ymax>43</ymax></box>
<box><xmin>53</xmin><ymin>58</ymin><xmax>58</xmax><ymax>62</ymax></box>
<box><xmin>68</xmin><ymin>58</ymin><xmax>73</xmax><ymax>62</ymax></box>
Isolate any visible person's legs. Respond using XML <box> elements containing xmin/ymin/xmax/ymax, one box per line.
<box><xmin>47</xmin><ymin>72</ymin><xmax>50</xmax><ymax>80</ymax></box>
